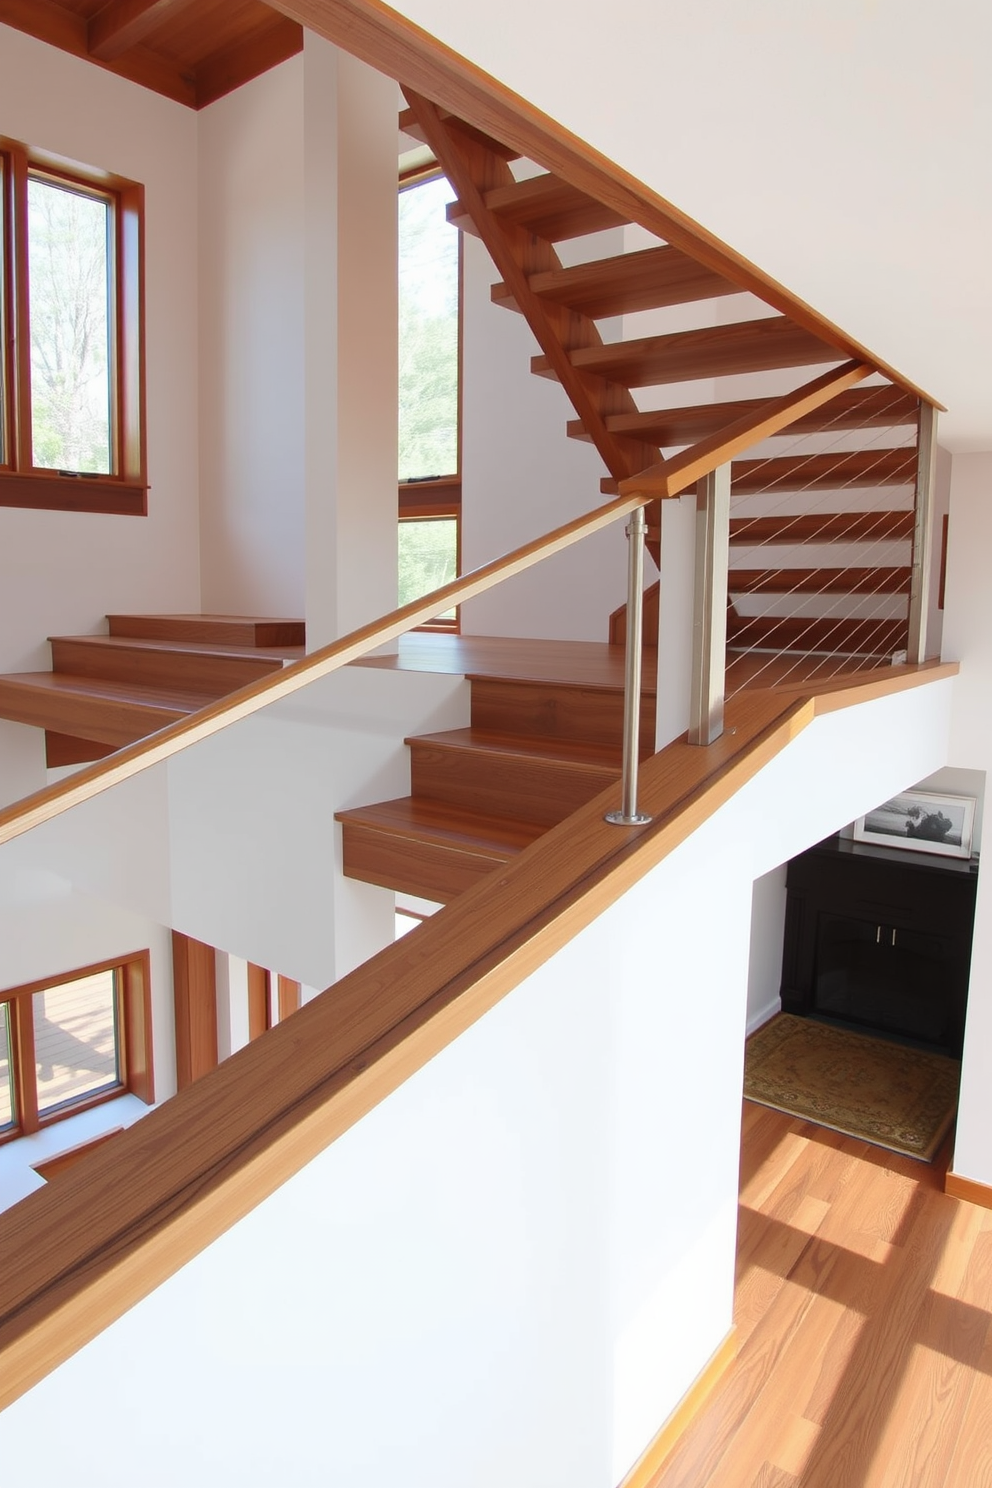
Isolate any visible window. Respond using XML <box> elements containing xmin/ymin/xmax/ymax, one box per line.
<box><xmin>0</xmin><ymin>952</ymin><xmax>153</xmax><ymax>1143</ymax></box>
<box><xmin>398</xmin><ymin>169</ymin><xmax>461</xmax><ymax>626</ymax></box>
<box><xmin>0</xmin><ymin>136</ymin><xmax>145</xmax><ymax>515</ymax></box>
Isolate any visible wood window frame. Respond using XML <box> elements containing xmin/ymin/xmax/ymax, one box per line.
<box><xmin>0</xmin><ymin>950</ymin><xmax>154</xmax><ymax>1145</ymax></box>
<box><xmin>0</xmin><ymin>135</ymin><xmax>146</xmax><ymax>516</ymax></box>
<box><xmin>398</xmin><ymin>165</ymin><xmax>462</xmax><ymax>633</ymax></box>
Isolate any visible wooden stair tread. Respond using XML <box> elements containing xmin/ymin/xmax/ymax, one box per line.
<box><xmin>728</xmin><ymin>613</ymin><xmax>908</xmax><ymax>655</ymax></box>
<box><xmin>407</xmin><ymin>727</ymin><xmax>622</xmax><ymax>770</ymax></box>
<box><xmin>48</xmin><ymin>634</ymin><xmax>304</xmax><ymax>664</ymax></box>
<box><xmin>729</xmin><ymin>566</ymin><xmax>911</xmax><ymax>594</ymax></box>
<box><xmin>335</xmin><ymin>797</ymin><xmax>545</xmax><ymax>856</ymax></box>
<box><xmin>465</xmin><ymin>669</ymin><xmax>656</xmax><ymax>698</ymax></box>
<box><xmin>565</xmin><ymin>384</ymin><xmax>919</xmax><ymax>447</ymax></box>
<box><xmin>106</xmin><ymin>614</ymin><xmax>305</xmax><ymax>646</ymax></box>
<box><xmin>731</xmin><ymin>448</ymin><xmax>916</xmax><ymax>494</ymax></box>
<box><xmin>447</xmin><ymin>173</ymin><xmax>626</xmax><ymax>241</ymax></box>
<box><xmin>490</xmin><ymin>244</ymin><xmax>737</xmax><ymax>319</ymax></box>
<box><xmin>730</xmin><ymin>511</ymin><xmax>914</xmax><ymax>545</ymax></box>
<box><xmin>532</xmin><ymin>317</ymin><xmax>841</xmax><ymax>389</ymax></box>
<box><xmin>0</xmin><ymin>672</ymin><xmax>201</xmax><ymax>747</ymax></box>
<box><xmin>0</xmin><ymin>671</ymin><xmax>208</xmax><ymax>710</ymax></box>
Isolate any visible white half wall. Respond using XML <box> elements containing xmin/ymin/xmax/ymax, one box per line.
<box><xmin>0</xmin><ymin>673</ymin><xmax>959</xmax><ymax>1488</ymax></box>
<box><xmin>0</xmin><ymin>667</ymin><xmax>471</xmax><ymax>992</ymax></box>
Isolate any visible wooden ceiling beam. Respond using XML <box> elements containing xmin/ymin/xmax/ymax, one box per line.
<box><xmin>88</xmin><ymin>0</ymin><xmax>200</xmax><ymax>62</ymax></box>
<box><xmin>194</xmin><ymin>16</ymin><xmax>303</xmax><ymax>109</ymax></box>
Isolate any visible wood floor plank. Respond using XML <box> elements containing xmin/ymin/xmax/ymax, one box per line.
<box><xmin>648</xmin><ymin>1107</ymin><xmax>992</xmax><ymax>1488</ymax></box>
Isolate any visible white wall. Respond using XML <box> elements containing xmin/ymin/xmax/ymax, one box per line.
<box><xmin>746</xmin><ymin>864</ymin><xmax>787</xmax><ymax>1032</ymax></box>
<box><xmin>939</xmin><ymin>451</ymin><xmax>992</xmax><ymax>1186</ymax></box>
<box><xmin>0</xmin><ymin>27</ymin><xmax>199</xmax><ymax>1140</ymax></box>
<box><xmin>459</xmin><ymin>232</ymin><xmax>636</xmax><ymax>641</ymax></box>
<box><xmin>197</xmin><ymin>58</ymin><xmax>307</xmax><ymax>617</ymax></box>
<box><xmin>197</xmin><ymin>41</ymin><xmax>399</xmax><ymax>641</ymax></box>
<box><xmin>0</xmin><ymin>25</ymin><xmax>200</xmax><ymax>807</ymax></box>
<box><xmin>0</xmin><ymin>674</ymin><xmax>956</xmax><ymax>1488</ymax></box>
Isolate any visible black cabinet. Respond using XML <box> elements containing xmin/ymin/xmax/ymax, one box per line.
<box><xmin>781</xmin><ymin>836</ymin><xmax>978</xmax><ymax>1056</ymax></box>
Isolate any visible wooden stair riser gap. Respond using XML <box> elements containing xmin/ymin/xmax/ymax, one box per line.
<box><xmin>730</xmin><ymin>512</ymin><xmax>914</xmax><ymax>545</ymax></box>
<box><xmin>408</xmin><ymin>737</ymin><xmax>620</xmax><ymax>828</ymax></box>
<box><xmin>49</xmin><ymin>638</ymin><xmax>288</xmax><ymax>696</ymax></box>
<box><xmin>340</xmin><ymin>821</ymin><xmax>516</xmax><ymax>903</ymax></box>
<box><xmin>566</xmin><ymin>384</ymin><xmax>920</xmax><ymax>446</ymax></box>
<box><xmin>731</xmin><ymin>448</ymin><xmax>917</xmax><ymax>495</ymax></box>
<box><xmin>490</xmin><ymin>243</ymin><xmax>738</xmax><ymax>319</ymax></box>
<box><xmin>405</xmin><ymin>91</ymin><xmax>659</xmax><ymax>485</ymax></box>
<box><xmin>533</xmin><ymin>319</ymin><xmax>841</xmax><ymax>390</ymax></box>
<box><xmin>469</xmin><ymin>677</ymin><xmax>655</xmax><ymax>757</ymax></box>
<box><xmin>730</xmin><ymin>567</ymin><xmax>911</xmax><ymax>596</ymax></box>
<box><xmin>106</xmin><ymin>615</ymin><xmax>305</xmax><ymax>646</ymax></box>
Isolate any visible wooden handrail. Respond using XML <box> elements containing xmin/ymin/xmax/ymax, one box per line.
<box><xmin>0</xmin><ymin>661</ymin><xmax>956</xmax><ymax>1411</ymax></box>
<box><xmin>271</xmin><ymin>0</ymin><xmax>942</xmax><ymax>409</ymax></box>
<box><xmin>0</xmin><ymin>490</ymin><xmax>646</xmax><ymax>850</ymax></box>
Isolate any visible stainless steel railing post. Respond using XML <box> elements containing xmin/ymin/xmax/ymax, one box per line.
<box><xmin>606</xmin><ymin>504</ymin><xmax>652</xmax><ymax>827</ymax></box>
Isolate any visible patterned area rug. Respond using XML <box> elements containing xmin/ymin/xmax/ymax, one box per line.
<box><xmin>744</xmin><ymin>1014</ymin><xmax>960</xmax><ymax>1161</ymax></box>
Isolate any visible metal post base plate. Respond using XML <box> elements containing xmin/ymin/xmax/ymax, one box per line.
<box><xmin>604</xmin><ymin>810</ymin><xmax>653</xmax><ymax>827</ymax></box>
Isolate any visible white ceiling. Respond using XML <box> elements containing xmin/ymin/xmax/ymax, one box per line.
<box><xmin>392</xmin><ymin>0</ymin><xmax>991</xmax><ymax>452</ymax></box>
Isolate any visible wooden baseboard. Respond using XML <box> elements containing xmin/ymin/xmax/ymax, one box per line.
<box><xmin>617</xmin><ymin>1328</ymin><xmax>737</xmax><ymax>1488</ymax></box>
<box><xmin>945</xmin><ymin>1171</ymin><xmax>992</xmax><ymax>1210</ymax></box>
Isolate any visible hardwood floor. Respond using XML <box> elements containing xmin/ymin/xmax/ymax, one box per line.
<box><xmin>649</xmin><ymin>1103</ymin><xmax>992</xmax><ymax>1487</ymax></box>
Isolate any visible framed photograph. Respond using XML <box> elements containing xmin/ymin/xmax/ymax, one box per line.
<box><xmin>854</xmin><ymin>790</ymin><xmax>977</xmax><ymax>859</ymax></box>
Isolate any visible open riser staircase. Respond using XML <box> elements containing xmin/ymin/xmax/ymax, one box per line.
<box><xmin>337</xmin><ymin>667</ymin><xmax>655</xmax><ymax>903</ymax></box>
<box><xmin>401</xmin><ymin>96</ymin><xmax>925</xmax><ymax>678</ymax></box>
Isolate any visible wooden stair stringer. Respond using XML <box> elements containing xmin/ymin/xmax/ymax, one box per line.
<box><xmin>402</xmin><ymin>88</ymin><xmax>665</xmax><ymax>558</ymax></box>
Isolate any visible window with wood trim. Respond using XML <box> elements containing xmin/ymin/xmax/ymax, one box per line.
<box><xmin>398</xmin><ymin>168</ymin><xmax>461</xmax><ymax>628</ymax></box>
<box><xmin>0</xmin><ymin>952</ymin><xmax>153</xmax><ymax>1143</ymax></box>
<box><xmin>0</xmin><ymin>136</ymin><xmax>145</xmax><ymax>516</ymax></box>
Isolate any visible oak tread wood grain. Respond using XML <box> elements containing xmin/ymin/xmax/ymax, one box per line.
<box><xmin>565</xmin><ymin>385</ymin><xmax>920</xmax><ymax>447</ymax></box>
<box><xmin>728</xmin><ymin>566</ymin><xmax>911</xmax><ymax>596</ymax></box>
<box><xmin>730</xmin><ymin>511</ymin><xmax>914</xmax><ymax>546</ymax></box>
<box><xmin>48</xmin><ymin>634</ymin><xmax>301</xmax><ymax>694</ymax></box>
<box><xmin>447</xmin><ymin>171</ymin><xmax>627</xmax><ymax>241</ymax></box>
<box><xmin>731</xmin><ymin>448</ymin><xmax>917</xmax><ymax>494</ymax></box>
<box><xmin>490</xmin><ymin>243</ymin><xmax>738</xmax><ymax>319</ymax></box>
<box><xmin>727</xmin><ymin>614</ymin><xmax>907</xmax><ymax>656</ymax></box>
<box><xmin>106</xmin><ymin>613</ymin><xmax>306</xmax><ymax>646</ymax></box>
<box><xmin>532</xmin><ymin>318</ymin><xmax>841</xmax><ymax>389</ymax></box>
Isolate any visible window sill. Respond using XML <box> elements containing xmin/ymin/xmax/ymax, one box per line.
<box><xmin>0</xmin><ymin>1093</ymin><xmax>151</xmax><ymax>1216</ymax></box>
<box><xmin>0</xmin><ymin>472</ymin><xmax>148</xmax><ymax>516</ymax></box>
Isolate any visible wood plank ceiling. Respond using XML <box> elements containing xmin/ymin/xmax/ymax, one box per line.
<box><xmin>0</xmin><ymin>0</ymin><xmax>303</xmax><ymax>109</ymax></box>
